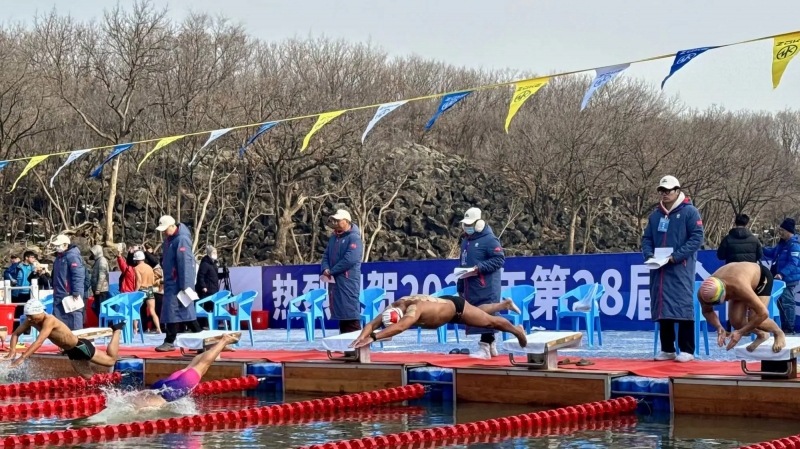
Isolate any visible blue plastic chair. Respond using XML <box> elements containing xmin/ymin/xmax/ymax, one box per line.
<box><xmin>128</xmin><ymin>291</ymin><xmax>147</xmax><ymax>344</ymax></box>
<box><xmin>212</xmin><ymin>291</ymin><xmax>259</xmax><ymax>346</ymax></box>
<box><xmin>555</xmin><ymin>283</ymin><xmax>604</xmax><ymax>347</ymax></box>
<box><xmin>108</xmin><ymin>283</ymin><xmax>120</xmax><ymax>297</ymax></box>
<box><xmin>286</xmin><ymin>289</ymin><xmax>328</xmax><ymax>342</ymax></box>
<box><xmin>99</xmin><ymin>292</ymin><xmax>133</xmax><ymax>343</ymax></box>
<box><xmin>196</xmin><ymin>290</ymin><xmax>231</xmax><ymax>330</ymax></box>
<box><xmin>653</xmin><ymin>281</ymin><xmax>709</xmax><ymax>356</ymax></box>
<box><xmin>500</xmin><ymin>285</ymin><xmax>536</xmax><ymax>340</ymax></box>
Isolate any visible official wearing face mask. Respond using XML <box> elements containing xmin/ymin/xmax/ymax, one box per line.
<box><xmin>457</xmin><ymin>208</ymin><xmax>506</xmax><ymax>359</ymax></box>
<box><xmin>50</xmin><ymin>234</ymin><xmax>87</xmax><ymax>330</ymax></box>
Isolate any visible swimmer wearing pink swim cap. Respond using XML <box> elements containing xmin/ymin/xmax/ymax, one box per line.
<box><xmin>698</xmin><ymin>262</ymin><xmax>785</xmax><ymax>353</ymax></box>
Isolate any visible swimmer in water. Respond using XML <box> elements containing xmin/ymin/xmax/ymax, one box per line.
<box><xmin>697</xmin><ymin>262</ymin><xmax>786</xmax><ymax>353</ymax></box>
<box><xmin>3</xmin><ymin>299</ymin><xmax>126</xmax><ymax>379</ymax></box>
<box><xmin>129</xmin><ymin>333</ymin><xmax>240</xmax><ymax>410</ymax></box>
<box><xmin>350</xmin><ymin>294</ymin><xmax>527</xmax><ymax>349</ymax></box>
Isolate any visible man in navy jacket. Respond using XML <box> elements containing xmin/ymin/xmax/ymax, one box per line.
<box><xmin>321</xmin><ymin>209</ymin><xmax>363</xmax><ymax>334</ymax></box>
<box><xmin>51</xmin><ymin>235</ymin><xmax>86</xmax><ymax>331</ymax></box>
<box><xmin>763</xmin><ymin>218</ymin><xmax>800</xmax><ymax>334</ymax></box>
<box><xmin>457</xmin><ymin>207</ymin><xmax>506</xmax><ymax>359</ymax></box>
<box><xmin>642</xmin><ymin>176</ymin><xmax>704</xmax><ymax>362</ymax></box>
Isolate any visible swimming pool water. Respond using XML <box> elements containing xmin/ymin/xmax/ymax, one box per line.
<box><xmin>0</xmin><ymin>390</ymin><xmax>796</xmax><ymax>448</ymax></box>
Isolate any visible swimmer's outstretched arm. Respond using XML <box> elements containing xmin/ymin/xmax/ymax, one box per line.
<box><xmin>4</xmin><ymin>319</ymin><xmax>31</xmax><ymax>359</ymax></box>
<box><xmin>350</xmin><ymin>312</ymin><xmax>419</xmax><ymax>349</ymax></box>
<box><xmin>701</xmin><ymin>303</ymin><xmax>725</xmax><ymax>334</ymax></box>
<box><xmin>9</xmin><ymin>317</ymin><xmax>56</xmax><ymax>368</ymax></box>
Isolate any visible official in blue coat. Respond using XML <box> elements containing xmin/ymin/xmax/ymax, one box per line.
<box><xmin>154</xmin><ymin>215</ymin><xmax>201</xmax><ymax>352</ymax></box>
<box><xmin>641</xmin><ymin>176</ymin><xmax>704</xmax><ymax>362</ymax></box>
<box><xmin>762</xmin><ymin>218</ymin><xmax>800</xmax><ymax>334</ymax></box>
<box><xmin>456</xmin><ymin>207</ymin><xmax>506</xmax><ymax>359</ymax></box>
<box><xmin>321</xmin><ymin>210</ymin><xmax>363</xmax><ymax>334</ymax></box>
<box><xmin>51</xmin><ymin>235</ymin><xmax>86</xmax><ymax>331</ymax></box>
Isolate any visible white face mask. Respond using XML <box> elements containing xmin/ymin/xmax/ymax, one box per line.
<box><xmin>211</xmin><ymin>254</ymin><xmax>218</xmax><ymax>260</ymax></box>
<box><xmin>56</xmin><ymin>245</ymin><xmax>67</xmax><ymax>253</ymax></box>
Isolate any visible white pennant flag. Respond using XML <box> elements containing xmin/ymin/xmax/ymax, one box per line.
<box><xmin>580</xmin><ymin>63</ymin><xmax>630</xmax><ymax>111</ymax></box>
<box><xmin>189</xmin><ymin>128</ymin><xmax>233</xmax><ymax>166</ymax></box>
<box><xmin>362</xmin><ymin>101</ymin><xmax>407</xmax><ymax>143</ymax></box>
<box><xmin>50</xmin><ymin>149</ymin><xmax>91</xmax><ymax>187</ymax></box>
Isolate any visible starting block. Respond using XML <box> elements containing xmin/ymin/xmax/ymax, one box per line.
<box><xmin>322</xmin><ymin>331</ymin><xmax>392</xmax><ymax>363</ymax></box>
<box><xmin>175</xmin><ymin>331</ymin><xmax>241</xmax><ymax>358</ymax></box>
<box><xmin>502</xmin><ymin>331</ymin><xmax>583</xmax><ymax>370</ymax></box>
<box><xmin>735</xmin><ymin>336</ymin><xmax>800</xmax><ymax>379</ymax></box>
<box><xmin>73</xmin><ymin>327</ymin><xmax>113</xmax><ymax>341</ymax></box>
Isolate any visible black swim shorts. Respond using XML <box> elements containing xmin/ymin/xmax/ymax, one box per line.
<box><xmin>755</xmin><ymin>264</ymin><xmax>774</xmax><ymax>297</ymax></box>
<box><xmin>64</xmin><ymin>338</ymin><xmax>96</xmax><ymax>362</ymax></box>
<box><xmin>440</xmin><ymin>295</ymin><xmax>465</xmax><ymax>324</ymax></box>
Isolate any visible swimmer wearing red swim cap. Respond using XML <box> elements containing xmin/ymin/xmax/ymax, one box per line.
<box><xmin>698</xmin><ymin>262</ymin><xmax>785</xmax><ymax>353</ymax></box>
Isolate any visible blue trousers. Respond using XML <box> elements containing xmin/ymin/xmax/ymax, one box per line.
<box><xmin>779</xmin><ymin>282</ymin><xmax>797</xmax><ymax>334</ymax></box>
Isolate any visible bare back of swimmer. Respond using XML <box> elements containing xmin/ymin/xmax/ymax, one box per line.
<box><xmin>697</xmin><ymin>262</ymin><xmax>786</xmax><ymax>353</ymax></box>
<box><xmin>350</xmin><ymin>294</ymin><xmax>527</xmax><ymax>349</ymax></box>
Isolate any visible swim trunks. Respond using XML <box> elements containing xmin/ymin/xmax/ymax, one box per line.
<box><xmin>64</xmin><ymin>338</ymin><xmax>96</xmax><ymax>361</ymax></box>
<box><xmin>139</xmin><ymin>286</ymin><xmax>154</xmax><ymax>300</ymax></box>
<box><xmin>151</xmin><ymin>368</ymin><xmax>201</xmax><ymax>402</ymax></box>
<box><xmin>440</xmin><ymin>295</ymin><xmax>465</xmax><ymax>324</ymax></box>
<box><xmin>755</xmin><ymin>264</ymin><xmax>774</xmax><ymax>297</ymax></box>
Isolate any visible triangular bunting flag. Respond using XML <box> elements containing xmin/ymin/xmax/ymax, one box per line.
<box><xmin>11</xmin><ymin>155</ymin><xmax>49</xmax><ymax>192</ymax></box>
<box><xmin>302</xmin><ymin>110</ymin><xmax>347</xmax><ymax>151</ymax></box>
<box><xmin>0</xmin><ymin>161</ymin><xmax>8</xmax><ymax>172</ymax></box>
<box><xmin>362</xmin><ymin>101</ymin><xmax>407</xmax><ymax>143</ymax></box>
<box><xmin>239</xmin><ymin>122</ymin><xmax>278</xmax><ymax>157</ymax></box>
<box><xmin>91</xmin><ymin>143</ymin><xmax>134</xmax><ymax>178</ymax></box>
<box><xmin>504</xmin><ymin>77</ymin><xmax>550</xmax><ymax>132</ymax></box>
<box><xmin>137</xmin><ymin>135</ymin><xmax>185</xmax><ymax>171</ymax></box>
<box><xmin>189</xmin><ymin>128</ymin><xmax>233</xmax><ymax>166</ymax></box>
<box><xmin>425</xmin><ymin>91</ymin><xmax>472</xmax><ymax>130</ymax></box>
<box><xmin>581</xmin><ymin>64</ymin><xmax>630</xmax><ymax>110</ymax></box>
<box><xmin>661</xmin><ymin>46</ymin><xmax>717</xmax><ymax>89</ymax></box>
<box><xmin>773</xmin><ymin>32</ymin><xmax>800</xmax><ymax>89</ymax></box>
<box><xmin>51</xmin><ymin>149</ymin><xmax>91</xmax><ymax>187</ymax></box>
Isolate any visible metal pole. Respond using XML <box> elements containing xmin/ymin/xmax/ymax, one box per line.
<box><xmin>2</xmin><ymin>280</ymin><xmax>9</xmax><ymax>305</ymax></box>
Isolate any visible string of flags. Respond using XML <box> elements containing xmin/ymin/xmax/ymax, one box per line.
<box><xmin>2</xmin><ymin>29</ymin><xmax>799</xmax><ymax>192</ymax></box>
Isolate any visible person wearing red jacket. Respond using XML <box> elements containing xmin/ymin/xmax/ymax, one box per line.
<box><xmin>116</xmin><ymin>247</ymin><xmax>137</xmax><ymax>294</ymax></box>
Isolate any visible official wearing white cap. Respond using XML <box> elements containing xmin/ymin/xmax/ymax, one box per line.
<box><xmin>50</xmin><ymin>234</ymin><xmax>86</xmax><ymax>330</ymax></box>
<box><xmin>457</xmin><ymin>207</ymin><xmax>506</xmax><ymax>360</ymax></box>
<box><xmin>320</xmin><ymin>209</ymin><xmax>363</xmax><ymax>338</ymax></box>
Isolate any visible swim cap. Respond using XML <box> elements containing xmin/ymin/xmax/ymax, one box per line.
<box><xmin>382</xmin><ymin>307</ymin><xmax>403</xmax><ymax>327</ymax></box>
<box><xmin>24</xmin><ymin>299</ymin><xmax>45</xmax><ymax>316</ymax></box>
<box><xmin>699</xmin><ymin>277</ymin><xmax>725</xmax><ymax>304</ymax></box>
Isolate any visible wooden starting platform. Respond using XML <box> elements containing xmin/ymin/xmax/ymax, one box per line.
<box><xmin>456</xmin><ymin>331</ymin><xmax>627</xmax><ymax>407</ymax></box>
<box><xmin>143</xmin><ymin>331</ymin><xmax>248</xmax><ymax>387</ymax></box>
<box><xmin>283</xmin><ymin>331</ymin><xmax>421</xmax><ymax>395</ymax></box>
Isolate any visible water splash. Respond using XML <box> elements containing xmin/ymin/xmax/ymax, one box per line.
<box><xmin>80</xmin><ymin>386</ymin><xmax>200</xmax><ymax>426</ymax></box>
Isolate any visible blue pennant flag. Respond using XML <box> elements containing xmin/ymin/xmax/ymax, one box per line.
<box><xmin>90</xmin><ymin>143</ymin><xmax>134</xmax><ymax>178</ymax></box>
<box><xmin>661</xmin><ymin>46</ymin><xmax>717</xmax><ymax>89</ymax></box>
<box><xmin>239</xmin><ymin>122</ymin><xmax>278</xmax><ymax>157</ymax></box>
<box><xmin>0</xmin><ymin>161</ymin><xmax>8</xmax><ymax>172</ymax></box>
<box><xmin>424</xmin><ymin>91</ymin><xmax>472</xmax><ymax>130</ymax></box>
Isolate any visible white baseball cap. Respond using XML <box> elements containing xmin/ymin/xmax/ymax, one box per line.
<box><xmin>24</xmin><ymin>299</ymin><xmax>45</xmax><ymax>316</ymax></box>
<box><xmin>51</xmin><ymin>234</ymin><xmax>70</xmax><ymax>246</ymax></box>
<box><xmin>133</xmin><ymin>250</ymin><xmax>145</xmax><ymax>261</ymax></box>
<box><xmin>331</xmin><ymin>209</ymin><xmax>352</xmax><ymax>221</ymax></box>
<box><xmin>155</xmin><ymin>215</ymin><xmax>176</xmax><ymax>231</ymax></box>
<box><xmin>460</xmin><ymin>207</ymin><xmax>482</xmax><ymax>225</ymax></box>
<box><xmin>658</xmin><ymin>176</ymin><xmax>680</xmax><ymax>190</ymax></box>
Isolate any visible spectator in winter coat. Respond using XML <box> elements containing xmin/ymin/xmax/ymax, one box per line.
<box><xmin>717</xmin><ymin>214</ymin><xmax>763</xmax><ymax>264</ymax></box>
<box><xmin>320</xmin><ymin>210</ymin><xmax>363</xmax><ymax>335</ymax></box>
<box><xmin>15</xmin><ymin>251</ymin><xmax>38</xmax><ymax>302</ymax></box>
<box><xmin>89</xmin><ymin>245</ymin><xmax>110</xmax><ymax>317</ymax></box>
<box><xmin>28</xmin><ymin>263</ymin><xmax>52</xmax><ymax>290</ymax></box>
<box><xmin>642</xmin><ymin>176</ymin><xmax>704</xmax><ymax>363</ymax></box>
<box><xmin>142</xmin><ymin>243</ymin><xmax>159</xmax><ymax>269</ymax></box>
<box><xmin>154</xmin><ymin>215</ymin><xmax>200</xmax><ymax>352</ymax></box>
<box><xmin>51</xmin><ymin>235</ymin><xmax>86</xmax><ymax>331</ymax></box>
<box><xmin>457</xmin><ymin>207</ymin><xmax>506</xmax><ymax>360</ymax></box>
<box><xmin>763</xmin><ymin>218</ymin><xmax>800</xmax><ymax>334</ymax></box>
<box><xmin>116</xmin><ymin>247</ymin><xmax>138</xmax><ymax>294</ymax></box>
<box><xmin>195</xmin><ymin>245</ymin><xmax>220</xmax><ymax>329</ymax></box>
<box><xmin>4</xmin><ymin>255</ymin><xmax>20</xmax><ymax>297</ymax></box>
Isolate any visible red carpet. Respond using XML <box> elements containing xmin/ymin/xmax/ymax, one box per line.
<box><xmin>16</xmin><ymin>346</ymin><xmax>750</xmax><ymax>378</ymax></box>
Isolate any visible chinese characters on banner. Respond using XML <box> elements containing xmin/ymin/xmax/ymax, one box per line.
<box><xmin>260</xmin><ymin>251</ymin><xmax>731</xmax><ymax>331</ymax></box>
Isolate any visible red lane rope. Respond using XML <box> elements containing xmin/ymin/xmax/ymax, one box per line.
<box><xmin>739</xmin><ymin>435</ymin><xmax>800</xmax><ymax>448</ymax></box>
<box><xmin>1</xmin><ymin>384</ymin><xmax>426</xmax><ymax>447</ymax></box>
<box><xmin>0</xmin><ymin>372</ymin><xmax>121</xmax><ymax>398</ymax></box>
<box><xmin>0</xmin><ymin>375</ymin><xmax>259</xmax><ymax>422</ymax></box>
<box><xmin>297</xmin><ymin>396</ymin><xmax>639</xmax><ymax>449</ymax></box>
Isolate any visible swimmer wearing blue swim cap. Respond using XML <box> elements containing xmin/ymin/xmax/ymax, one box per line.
<box><xmin>697</xmin><ymin>262</ymin><xmax>785</xmax><ymax>353</ymax></box>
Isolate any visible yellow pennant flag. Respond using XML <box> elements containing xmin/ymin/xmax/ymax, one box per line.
<box><xmin>772</xmin><ymin>32</ymin><xmax>800</xmax><ymax>89</ymax></box>
<box><xmin>301</xmin><ymin>110</ymin><xmax>347</xmax><ymax>151</ymax></box>
<box><xmin>137</xmin><ymin>135</ymin><xmax>186</xmax><ymax>171</ymax></box>
<box><xmin>504</xmin><ymin>77</ymin><xmax>550</xmax><ymax>132</ymax></box>
<box><xmin>10</xmin><ymin>155</ymin><xmax>49</xmax><ymax>192</ymax></box>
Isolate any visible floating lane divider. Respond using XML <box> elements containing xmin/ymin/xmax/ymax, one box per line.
<box><xmin>1</xmin><ymin>384</ymin><xmax>426</xmax><ymax>447</ymax></box>
<box><xmin>297</xmin><ymin>396</ymin><xmax>639</xmax><ymax>449</ymax></box>
<box><xmin>739</xmin><ymin>435</ymin><xmax>800</xmax><ymax>448</ymax></box>
<box><xmin>0</xmin><ymin>375</ymin><xmax>260</xmax><ymax>421</ymax></box>
<box><xmin>0</xmin><ymin>373</ymin><xmax>121</xmax><ymax>398</ymax></box>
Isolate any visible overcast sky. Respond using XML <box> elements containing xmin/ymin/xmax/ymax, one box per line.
<box><xmin>5</xmin><ymin>0</ymin><xmax>800</xmax><ymax>113</ymax></box>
